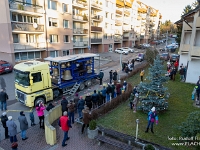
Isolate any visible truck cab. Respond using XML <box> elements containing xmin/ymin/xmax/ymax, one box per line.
<box><xmin>14</xmin><ymin>53</ymin><xmax>99</xmax><ymax>107</ymax></box>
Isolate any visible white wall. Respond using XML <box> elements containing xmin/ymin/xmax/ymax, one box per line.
<box><xmin>179</xmin><ymin>53</ymin><xmax>188</xmax><ymax>68</ymax></box>
<box><xmin>186</xmin><ymin>59</ymin><xmax>200</xmax><ymax>84</ymax></box>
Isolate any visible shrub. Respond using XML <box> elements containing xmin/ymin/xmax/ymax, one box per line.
<box><xmin>89</xmin><ymin>120</ymin><xmax>97</xmax><ymax>130</ymax></box>
<box><xmin>144</xmin><ymin>144</ymin><xmax>155</xmax><ymax>150</ymax></box>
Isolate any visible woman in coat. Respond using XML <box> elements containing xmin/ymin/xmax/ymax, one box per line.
<box><xmin>81</xmin><ymin>107</ymin><xmax>91</xmax><ymax>134</ymax></box>
<box><xmin>36</xmin><ymin>102</ymin><xmax>46</xmax><ymax>129</ymax></box>
<box><xmin>113</xmin><ymin>70</ymin><xmax>118</xmax><ymax>82</ymax></box>
<box><xmin>6</xmin><ymin>116</ymin><xmax>17</xmax><ymax>143</ymax></box>
<box><xmin>18</xmin><ymin>111</ymin><xmax>28</xmax><ymax>140</ymax></box>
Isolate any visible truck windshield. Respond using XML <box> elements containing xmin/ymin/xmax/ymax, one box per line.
<box><xmin>14</xmin><ymin>69</ymin><xmax>30</xmax><ymax>86</ymax></box>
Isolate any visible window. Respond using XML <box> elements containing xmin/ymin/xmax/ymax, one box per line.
<box><xmin>63</xmin><ymin>50</ymin><xmax>70</xmax><ymax>56</ymax></box>
<box><xmin>28</xmin><ymin>52</ymin><xmax>34</xmax><ymax>59</ymax></box>
<box><xmin>21</xmin><ymin>52</ymin><xmax>28</xmax><ymax>60</ymax></box>
<box><xmin>105</xmin><ymin>12</ymin><xmax>109</xmax><ymax>18</ymax></box>
<box><xmin>48</xmin><ymin>0</ymin><xmax>57</xmax><ymax>10</ymax></box>
<box><xmin>50</xmin><ymin>51</ymin><xmax>58</xmax><ymax>57</ymax></box>
<box><xmin>49</xmin><ymin>18</ymin><xmax>58</xmax><ymax>27</ymax></box>
<box><xmin>110</xmin><ymin>34</ymin><xmax>113</xmax><ymax>39</ymax></box>
<box><xmin>13</xmin><ymin>34</ymin><xmax>19</xmax><ymax>43</ymax></box>
<box><xmin>35</xmin><ymin>51</ymin><xmax>41</xmax><ymax>58</ymax></box>
<box><xmin>14</xmin><ymin>52</ymin><xmax>41</xmax><ymax>62</ymax></box>
<box><xmin>105</xmin><ymin>23</ymin><xmax>108</xmax><ymax>28</ymax></box>
<box><xmin>104</xmin><ymin>34</ymin><xmax>108</xmax><ymax>39</ymax></box>
<box><xmin>26</xmin><ymin>34</ymin><xmax>35</xmax><ymax>43</ymax></box>
<box><xmin>63</xmin><ymin>20</ymin><xmax>69</xmax><ymax>28</ymax></box>
<box><xmin>27</xmin><ymin>16</ymin><xmax>33</xmax><ymax>23</ymax></box>
<box><xmin>62</xmin><ymin>3</ymin><xmax>68</xmax><ymax>13</ymax></box>
<box><xmin>32</xmin><ymin>72</ymin><xmax>42</xmax><ymax>83</ymax></box>
<box><xmin>106</xmin><ymin>1</ymin><xmax>108</xmax><ymax>7</ymax></box>
<box><xmin>12</xmin><ymin>13</ymin><xmax>17</xmax><ymax>21</ymax></box>
<box><xmin>15</xmin><ymin>53</ymin><xmax>20</xmax><ymax>61</ymax></box>
<box><xmin>64</xmin><ymin>35</ymin><xmax>69</xmax><ymax>43</ymax></box>
<box><xmin>18</xmin><ymin>14</ymin><xmax>23</xmax><ymax>22</ymax></box>
<box><xmin>78</xmin><ymin>49</ymin><xmax>84</xmax><ymax>54</ymax></box>
<box><xmin>111</xmin><ymin>14</ymin><xmax>114</xmax><ymax>20</ymax></box>
<box><xmin>50</xmin><ymin>35</ymin><xmax>58</xmax><ymax>43</ymax></box>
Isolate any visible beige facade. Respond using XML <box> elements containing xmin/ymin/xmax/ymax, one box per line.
<box><xmin>0</xmin><ymin>0</ymin><xmax>161</xmax><ymax>64</ymax></box>
<box><xmin>176</xmin><ymin>7</ymin><xmax>200</xmax><ymax>83</ymax></box>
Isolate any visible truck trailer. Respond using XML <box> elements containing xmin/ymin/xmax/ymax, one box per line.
<box><xmin>14</xmin><ymin>53</ymin><xmax>99</xmax><ymax>107</ymax></box>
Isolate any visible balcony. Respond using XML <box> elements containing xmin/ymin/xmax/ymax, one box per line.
<box><xmin>115</xmin><ymin>19</ymin><xmax>122</xmax><ymax>25</ymax></box>
<box><xmin>73</xmin><ymin>41</ymin><xmax>88</xmax><ymax>47</ymax></box>
<box><xmin>91</xmin><ymin>15</ymin><xmax>103</xmax><ymax>22</ymax></box>
<box><xmin>116</xmin><ymin>0</ymin><xmax>125</xmax><ymax>7</ymax></box>
<box><xmin>73</xmin><ymin>14</ymin><xmax>88</xmax><ymax>22</ymax></box>
<box><xmin>124</xmin><ymin>10</ymin><xmax>130</xmax><ymax>16</ymax></box>
<box><xmin>123</xmin><ymin>36</ymin><xmax>129</xmax><ymax>40</ymax></box>
<box><xmin>9</xmin><ymin>1</ymin><xmax>43</xmax><ymax>14</ymax></box>
<box><xmin>191</xmin><ymin>46</ymin><xmax>200</xmax><ymax>58</ymax></box>
<box><xmin>91</xmin><ymin>38</ymin><xmax>102</xmax><ymax>43</ymax></box>
<box><xmin>14</xmin><ymin>43</ymin><xmax>45</xmax><ymax>50</ymax></box>
<box><xmin>180</xmin><ymin>44</ymin><xmax>190</xmax><ymax>53</ymax></box>
<box><xmin>11</xmin><ymin>22</ymin><xmax>44</xmax><ymax>32</ymax></box>
<box><xmin>137</xmin><ymin>16</ymin><xmax>141</xmax><ymax>20</ymax></box>
<box><xmin>91</xmin><ymin>26</ymin><xmax>102</xmax><ymax>32</ymax></box>
<box><xmin>91</xmin><ymin>0</ymin><xmax>103</xmax><ymax>10</ymax></box>
<box><xmin>73</xmin><ymin>28</ymin><xmax>88</xmax><ymax>34</ymax></box>
<box><xmin>72</xmin><ymin>0</ymin><xmax>88</xmax><ymax>9</ymax></box>
<box><xmin>140</xmin><ymin>35</ymin><xmax>145</xmax><ymax>39</ymax></box>
<box><xmin>125</xmin><ymin>1</ymin><xmax>132</xmax><ymax>8</ymax></box>
<box><xmin>116</xmin><ymin>10</ymin><xmax>122</xmax><ymax>16</ymax></box>
<box><xmin>123</xmin><ymin>18</ymin><xmax>130</xmax><ymax>24</ymax></box>
<box><xmin>114</xmin><ymin>37</ymin><xmax>122</xmax><ymax>43</ymax></box>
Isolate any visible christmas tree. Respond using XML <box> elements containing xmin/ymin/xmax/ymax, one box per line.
<box><xmin>137</xmin><ymin>55</ymin><xmax>170</xmax><ymax>112</ymax></box>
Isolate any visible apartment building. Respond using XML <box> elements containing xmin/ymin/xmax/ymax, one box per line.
<box><xmin>175</xmin><ymin>6</ymin><xmax>200</xmax><ymax>84</ymax></box>
<box><xmin>0</xmin><ymin>0</ymin><xmax>161</xmax><ymax>65</ymax></box>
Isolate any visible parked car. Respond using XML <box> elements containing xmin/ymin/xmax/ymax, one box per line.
<box><xmin>165</xmin><ymin>45</ymin><xmax>177</xmax><ymax>52</ymax></box>
<box><xmin>170</xmin><ymin>54</ymin><xmax>180</xmax><ymax>62</ymax></box>
<box><xmin>135</xmin><ymin>53</ymin><xmax>145</xmax><ymax>62</ymax></box>
<box><xmin>0</xmin><ymin>60</ymin><xmax>13</xmax><ymax>75</ymax></box>
<box><xmin>160</xmin><ymin>53</ymin><xmax>170</xmax><ymax>61</ymax></box>
<box><xmin>142</xmin><ymin>43</ymin><xmax>150</xmax><ymax>48</ymax></box>
<box><xmin>122</xmin><ymin>47</ymin><xmax>134</xmax><ymax>53</ymax></box>
<box><xmin>115</xmin><ymin>48</ymin><xmax>129</xmax><ymax>55</ymax></box>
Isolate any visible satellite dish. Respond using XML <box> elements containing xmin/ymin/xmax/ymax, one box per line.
<box><xmin>33</xmin><ymin>23</ymin><xmax>38</xmax><ymax>29</ymax></box>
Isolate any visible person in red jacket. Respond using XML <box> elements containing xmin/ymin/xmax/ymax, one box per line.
<box><xmin>174</xmin><ymin>59</ymin><xmax>179</xmax><ymax>71</ymax></box>
<box><xmin>59</xmin><ymin>111</ymin><xmax>72</xmax><ymax>147</ymax></box>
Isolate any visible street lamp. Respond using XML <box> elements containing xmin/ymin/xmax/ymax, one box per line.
<box><xmin>135</xmin><ymin>119</ymin><xmax>139</xmax><ymax>141</ymax></box>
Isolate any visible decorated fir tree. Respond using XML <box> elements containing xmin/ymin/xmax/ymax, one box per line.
<box><xmin>137</xmin><ymin>55</ymin><xmax>170</xmax><ymax>112</ymax></box>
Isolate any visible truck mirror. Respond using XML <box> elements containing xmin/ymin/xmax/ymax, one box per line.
<box><xmin>30</xmin><ymin>79</ymin><xmax>33</xmax><ymax>86</ymax></box>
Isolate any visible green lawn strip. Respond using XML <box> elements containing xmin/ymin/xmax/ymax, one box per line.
<box><xmin>97</xmin><ymin>65</ymin><xmax>198</xmax><ymax>150</ymax></box>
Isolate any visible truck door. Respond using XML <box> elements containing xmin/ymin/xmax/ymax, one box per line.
<box><xmin>30</xmin><ymin>72</ymin><xmax>44</xmax><ymax>92</ymax></box>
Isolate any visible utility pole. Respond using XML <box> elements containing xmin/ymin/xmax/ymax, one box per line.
<box><xmin>165</xmin><ymin>30</ymin><xmax>168</xmax><ymax>47</ymax></box>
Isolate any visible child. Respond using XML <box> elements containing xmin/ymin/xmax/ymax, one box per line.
<box><xmin>29</xmin><ymin>110</ymin><xmax>36</xmax><ymax>126</ymax></box>
<box><xmin>11</xmin><ymin>142</ymin><xmax>18</xmax><ymax>150</ymax></box>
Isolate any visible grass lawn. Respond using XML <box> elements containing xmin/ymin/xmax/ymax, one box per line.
<box><xmin>97</xmin><ymin>65</ymin><xmax>198</xmax><ymax>150</ymax></box>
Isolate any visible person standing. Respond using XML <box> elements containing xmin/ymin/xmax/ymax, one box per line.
<box><xmin>131</xmin><ymin>59</ymin><xmax>135</xmax><ymax>69</ymax></box>
<box><xmin>196</xmin><ymin>81</ymin><xmax>200</xmax><ymax>100</ymax></box>
<box><xmin>0</xmin><ymin>77</ymin><xmax>6</xmax><ymax>91</ymax></box>
<box><xmin>6</xmin><ymin>116</ymin><xmax>17</xmax><ymax>143</ymax></box>
<box><xmin>67</xmin><ymin>100</ymin><xmax>75</xmax><ymax>124</ymax></box>
<box><xmin>1</xmin><ymin>112</ymin><xmax>9</xmax><ymax>139</ymax></box>
<box><xmin>116</xmin><ymin>80</ymin><xmax>121</xmax><ymax>96</ymax></box>
<box><xmin>113</xmin><ymin>70</ymin><xmax>118</xmax><ymax>84</ymax></box>
<box><xmin>29</xmin><ymin>110</ymin><xmax>36</xmax><ymax>126</ymax></box>
<box><xmin>92</xmin><ymin>90</ymin><xmax>98</xmax><ymax>109</ymax></box>
<box><xmin>97</xmin><ymin>91</ymin><xmax>103</xmax><ymax>107</ymax></box>
<box><xmin>46</xmin><ymin>102</ymin><xmax>55</xmax><ymax>111</ymax></box>
<box><xmin>36</xmin><ymin>102</ymin><xmax>46</xmax><ymax>129</ymax></box>
<box><xmin>73</xmin><ymin>93</ymin><xmax>79</xmax><ymax>113</ymax></box>
<box><xmin>111</xmin><ymin>83</ymin><xmax>115</xmax><ymax>99</ymax></box>
<box><xmin>140</xmin><ymin>70</ymin><xmax>145</xmax><ymax>82</ymax></box>
<box><xmin>77</xmin><ymin>96</ymin><xmax>85</xmax><ymax>119</ymax></box>
<box><xmin>106</xmin><ymin>83</ymin><xmax>112</xmax><ymax>102</ymax></box>
<box><xmin>18</xmin><ymin>111</ymin><xmax>28</xmax><ymax>140</ymax></box>
<box><xmin>98</xmin><ymin>70</ymin><xmax>104</xmax><ymax>85</ymax></box>
<box><xmin>132</xmin><ymin>92</ymin><xmax>139</xmax><ymax>113</ymax></box>
<box><xmin>85</xmin><ymin>93</ymin><xmax>92</xmax><ymax>111</ymax></box>
<box><xmin>0</xmin><ymin>88</ymin><xmax>8</xmax><ymax>111</ymax></box>
<box><xmin>145</xmin><ymin>107</ymin><xmax>158</xmax><ymax>134</ymax></box>
<box><xmin>59</xmin><ymin>111</ymin><xmax>72</xmax><ymax>147</ymax></box>
<box><xmin>61</xmin><ymin>97</ymin><xmax>68</xmax><ymax>114</ymax></box>
<box><xmin>81</xmin><ymin>107</ymin><xmax>91</xmax><ymax>134</ymax></box>
<box><xmin>109</xmin><ymin>70</ymin><xmax>113</xmax><ymax>84</ymax></box>
<box><xmin>179</xmin><ymin>66</ymin><xmax>185</xmax><ymax>82</ymax></box>
<box><xmin>101</xmin><ymin>86</ymin><xmax>106</xmax><ymax>104</ymax></box>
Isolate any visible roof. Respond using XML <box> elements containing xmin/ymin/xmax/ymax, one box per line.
<box><xmin>44</xmin><ymin>53</ymin><xmax>100</xmax><ymax>63</ymax></box>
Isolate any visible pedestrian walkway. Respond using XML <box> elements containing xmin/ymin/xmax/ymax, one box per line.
<box><xmin>0</xmin><ymin>118</ymin><xmax>122</xmax><ymax>150</ymax></box>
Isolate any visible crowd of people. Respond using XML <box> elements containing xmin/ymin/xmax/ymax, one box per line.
<box><xmin>122</xmin><ymin>59</ymin><xmax>135</xmax><ymax>73</ymax></box>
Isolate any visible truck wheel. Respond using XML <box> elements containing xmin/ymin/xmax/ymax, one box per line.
<box><xmin>79</xmin><ymin>83</ymin><xmax>85</xmax><ymax>91</ymax></box>
<box><xmin>91</xmin><ymin>79</ymin><xmax>96</xmax><ymax>85</ymax></box>
<box><xmin>85</xmin><ymin>80</ymin><xmax>92</xmax><ymax>87</ymax></box>
<box><xmin>34</xmin><ymin>97</ymin><xmax>45</xmax><ymax>107</ymax></box>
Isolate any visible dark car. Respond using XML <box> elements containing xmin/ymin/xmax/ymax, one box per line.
<box><xmin>0</xmin><ymin>60</ymin><xmax>13</xmax><ymax>74</ymax></box>
<box><xmin>160</xmin><ymin>53</ymin><xmax>170</xmax><ymax>61</ymax></box>
<box><xmin>135</xmin><ymin>53</ymin><xmax>145</xmax><ymax>62</ymax></box>
<box><xmin>170</xmin><ymin>54</ymin><xmax>180</xmax><ymax>62</ymax></box>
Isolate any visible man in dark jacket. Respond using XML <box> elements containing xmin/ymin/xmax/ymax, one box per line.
<box><xmin>73</xmin><ymin>93</ymin><xmax>79</xmax><ymax>113</ymax></box>
<box><xmin>196</xmin><ymin>81</ymin><xmax>200</xmax><ymax>100</ymax></box>
<box><xmin>92</xmin><ymin>90</ymin><xmax>98</xmax><ymax>109</ymax></box>
<box><xmin>61</xmin><ymin>97</ymin><xmax>68</xmax><ymax>114</ymax></box>
<box><xmin>0</xmin><ymin>89</ymin><xmax>8</xmax><ymax>111</ymax></box>
<box><xmin>85</xmin><ymin>94</ymin><xmax>92</xmax><ymax>110</ymax></box>
<box><xmin>98</xmin><ymin>70</ymin><xmax>104</xmax><ymax>85</ymax></box>
<box><xmin>109</xmin><ymin>70</ymin><xmax>113</xmax><ymax>84</ymax></box>
<box><xmin>106</xmin><ymin>83</ymin><xmax>112</xmax><ymax>102</ymax></box>
<box><xmin>1</xmin><ymin>112</ymin><xmax>9</xmax><ymax>139</ymax></box>
<box><xmin>101</xmin><ymin>86</ymin><xmax>106</xmax><ymax>104</ymax></box>
<box><xmin>113</xmin><ymin>70</ymin><xmax>118</xmax><ymax>83</ymax></box>
<box><xmin>77</xmin><ymin>96</ymin><xmax>85</xmax><ymax>119</ymax></box>
<box><xmin>18</xmin><ymin>111</ymin><xmax>28</xmax><ymax>140</ymax></box>
<box><xmin>46</xmin><ymin>103</ymin><xmax>55</xmax><ymax>111</ymax></box>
